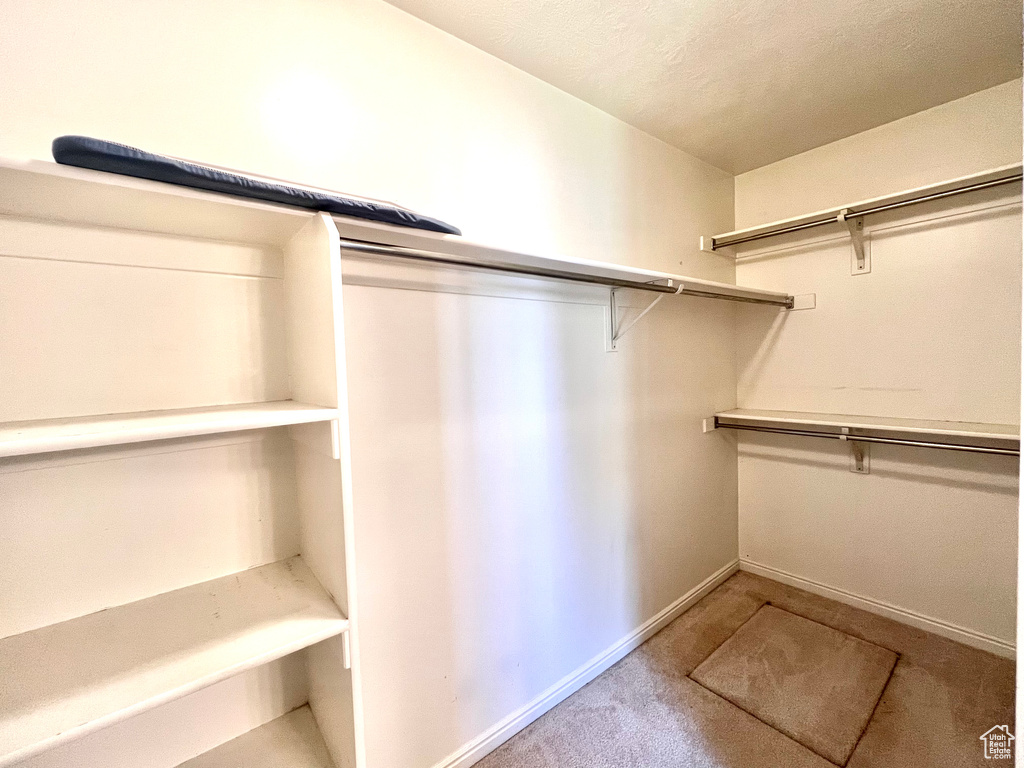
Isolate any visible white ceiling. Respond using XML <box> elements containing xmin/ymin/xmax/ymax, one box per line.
<box><xmin>384</xmin><ymin>0</ymin><xmax>1022</xmax><ymax>173</ymax></box>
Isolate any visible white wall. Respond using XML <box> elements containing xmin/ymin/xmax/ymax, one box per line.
<box><xmin>0</xmin><ymin>2</ymin><xmax>740</xmax><ymax>767</ymax></box>
<box><xmin>340</xmin><ymin>265</ymin><xmax>741</xmax><ymax>767</ymax></box>
<box><xmin>733</xmin><ymin>81</ymin><xmax>1022</xmax><ymax>654</ymax></box>
<box><xmin>735</xmin><ymin>80</ymin><xmax>1023</xmax><ymax>227</ymax></box>
<box><xmin>0</xmin><ymin>0</ymin><xmax>734</xmax><ymax>282</ymax></box>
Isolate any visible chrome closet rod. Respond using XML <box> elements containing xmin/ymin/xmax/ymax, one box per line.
<box><xmin>337</xmin><ymin>238</ymin><xmax>794</xmax><ymax>308</ymax></box>
<box><xmin>715</xmin><ymin>173</ymin><xmax>1023</xmax><ymax>249</ymax></box>
<box><xmin>717</xmin><ymin>422</ymin><xmax>1020</xmax><ymax>457</ymax></box>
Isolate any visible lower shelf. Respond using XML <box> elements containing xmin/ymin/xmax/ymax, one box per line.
<box><xmin>178</xmin><ymin>705</ymin><xmax>335</xmax><ymax>768</ymax></box>
<box><xmin>0</xmin><ymin>557</ymin><xmax>347</xmax><ymax>767</ymax></box>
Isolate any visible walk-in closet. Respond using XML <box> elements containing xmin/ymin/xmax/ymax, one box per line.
<box><xmin>0</xmin><ymin>0</ymin><xmax>1021</xmax><ymax>766</ymax></box>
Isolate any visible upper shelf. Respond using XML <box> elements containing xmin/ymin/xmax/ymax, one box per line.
<box><xmin>708</xmin><ymin>163</ymin><xmax>1023</xmax><ymax>251</ymax></box>
<box><xmin>0</xmin><ymin>155</ymin><xmax>793</xmax><ymax>305</ymax></box>
<box><xmin>0</xmin><ymin>157</ymin><xmax>314</xmax><ymax>247</ymax></box>
<box><xmin>715</xmin><ymin>408</ymin><xmax>1020</xmax><ymax>455</ymax></box>
<box><xmin>0</xmin><ymin>557</ymin><xmax>347</xmax><ymax>767</ymax></box>
<box><xmin>0</xmin><ymin>401</ymin><xmax>339</xmax><ymax>458</ymax></box>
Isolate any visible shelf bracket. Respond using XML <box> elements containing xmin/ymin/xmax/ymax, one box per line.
<box><xmin>837</xmin><ymin>208</ymin><xmax>870</xmax><ymax>275</ymax></box>
<box><xmin>607</xmin><ymin>284</ymin><xmax>683</xmax><ymax>351</ymax></box>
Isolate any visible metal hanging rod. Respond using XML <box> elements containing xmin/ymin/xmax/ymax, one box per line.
<box><xmin>716</xmin><ymin>422</ymin><xmax>1020</xmax><ymax>456</ymax></box>
<box><xmin>338</xmin><ymin>237</ymin><xmax>794</xmax><ymax>308</ymax></box>
<box><xmin>709</xmin><ymin>164</ymin><xmax>1023</xmax><ymax>250</ymax></box>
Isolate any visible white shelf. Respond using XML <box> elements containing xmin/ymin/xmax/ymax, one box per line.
<box><xmin>0</xmin><ymin>156</ymin><xmax>794</xmax><ymax>307</ymax></box>
<box><xmin>0</xmin><ymin>401</ymin><xmax>339</xmax><ymax>458</ymax></box>
<box><xmin>0</xmin><ymin>157</ymin><xmax>313</xmax><ymax>247</ymax></box>
<box><xmin>331</xmin><ymin>216</ymin><xmax>794</xmax><ymax>307</ymax></box>
<box><xmin>178</xmin><ymin>706</ymin><xmax>336</xmax><ymax>768</ymax></box>
<box><xmin>715</xmin><ymin>409</ymin><xmax>1020</xmax><ymax>454</ymax></box>
<box><xmin>710</xmin><ymin>163</ymin><xmax>1023</xmax><ymax>250</ymax></box>
<box><xmin>0</xmin><ymin>557</ymin><xmax>347</xmax><ymax>767</ymax></box>
<box><xmin>717</xmin><ymin>409</ymin><xmax>1019</xmax><ymax>441</ymax></box>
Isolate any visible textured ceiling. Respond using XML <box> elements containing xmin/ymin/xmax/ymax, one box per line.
<box><xmin>383</xmin><ymin>0</ymin><xmax>1022</xmax><ymax>173</ymax></box>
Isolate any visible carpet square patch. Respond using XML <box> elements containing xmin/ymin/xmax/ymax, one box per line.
<box><xmin>690</xmin><ymin>604</ymin><xmax>897</xmax><ymax>765</ymax></box>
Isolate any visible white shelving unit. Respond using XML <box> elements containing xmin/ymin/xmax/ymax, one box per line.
<box><xmin>0</xmin><ymin>558</ymin><xmax>346</xmax><ymax>766</ymax></box>
<box><xmin>0</xmin><ymin>155</ymin><xmax>796</xmax><ymax>768</ymax></box>
<box><xmin>0</xmin><ymin>158</ymin><xmax>363</xmax><ymax>767</ymax></box>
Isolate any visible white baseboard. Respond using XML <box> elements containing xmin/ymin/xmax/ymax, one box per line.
<box><xmin>431</xmin><ymin>559</ymin><xmax>740</xmax><ymax>768</ymax></box>
<box><xmin>739</xmin><ymin>559</ymin><xmax>1015</xmax><ymax>659</ymax></box>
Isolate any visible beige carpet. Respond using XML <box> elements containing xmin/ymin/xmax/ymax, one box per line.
<box><xmin>691</xmin><ymin>604</ymin><xmax>898</xmax><ymax>764</ymax></box>
<box><xmin>475</xmin><ymin>572</ymin><xmax>1014</xmax><ymax>767</ymax></box>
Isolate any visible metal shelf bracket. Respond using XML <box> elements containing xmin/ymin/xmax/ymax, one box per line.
<box><xmin>607</xmin><ymin>284</ymin><xmax>683</xmax><ymax>350</ymax></box>
<box><xmin>837</xmin><ymin>209</ymin><xmax>870</xmax><ymax>274</ymax></box>
<box><xmin>841</xmin><ymin>427</ymin><xmax>870</xmax><ymax>473</ymax></box>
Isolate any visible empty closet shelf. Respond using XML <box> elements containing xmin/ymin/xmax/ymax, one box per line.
<box><xmin>177</xmin><ymin>705</ymin><xmax>335</xmax><ymax>768</ymax></box>
<box><xmin>714</xmin><ymin>409</ymin><xmax>1020</xmax><ymax>454</ymax></box>
<box><xmin>706</xmin><ymin>163</ymin><xmax>1022</xmax><ymax>250</ymax></box>
<box><xmin>0</xmin><ymin>401</ymin><xmax>339</xmax><ymax>458</ymax></box>
<box><xmin>0</xmin><ymin>557</ymin><xmax>348</xmax><ymax>767</ymax></box>
<box><xmin>337</xmin><ymin>237</ymin><xmax>795</xmax><ymax>307</ymax></box>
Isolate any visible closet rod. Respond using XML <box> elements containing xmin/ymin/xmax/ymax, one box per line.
<box><xmin>711</xmin><ymin>166</ymin><xmax>1023</xmax><ymax>250</ymax></box>
<box><xmin>338</xmin><ymin>238</ymin><xmax>794</xmax><ymax>307</ymax></box>
<box><xmin>717</xmin><ymin>422</ymin><xmax>1020</xmax><ymax>456</ymax></box>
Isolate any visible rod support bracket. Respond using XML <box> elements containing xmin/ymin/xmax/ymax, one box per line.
<box><xmin>790</xmin><ymin>293</ymin><xmax>816</xmax><ymax>311</ymax></box>
<box><xmin>850</xmin><ymin>441</ymin><xmax>870</xmax><ymax>474</ymax></box>
<box><xmin>841</xmin><ymin>427</ymin><xmax>870</xmax><ymax>472</ymax></box>
<box><xmin>837</xmin><ymin>209</ymin><xmax>870</xmax><ymax>274</ymax></box>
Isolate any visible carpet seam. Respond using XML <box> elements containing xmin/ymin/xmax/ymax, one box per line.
<box><xmin>762</xmin><ymin>599</ymin><xmax>902</xmax><ymax>657</ymax></box>
<box><xmin>689</xmin><ymin>602</ymin><xmax>901</xmax><ymax>767</ymax></box>
<box><xmin>842</xmin><ymin>654</ymin><xmax>902</xmax><ymax>767</ymax></box>
<box><xmin>685</xmin><ymin>674</ymin><xmax>844</xmax><ymax>767</ymax></box>
<box><xmin>686</xmin><ymin>598</ymin><xmax>770</xmax><ymax>674</ymax></box>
